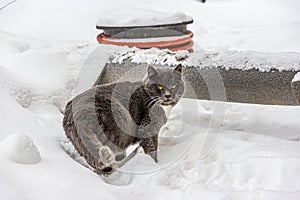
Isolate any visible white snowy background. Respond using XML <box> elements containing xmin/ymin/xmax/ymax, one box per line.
<box><xmin>0</xmin><ymin>0</ymin><xmax>300</xmax><ymax>199</ymax></box>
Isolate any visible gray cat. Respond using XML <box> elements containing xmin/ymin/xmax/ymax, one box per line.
<box><xmin>63</xmin><ymin>64</ymin><xmax>185</xmax><ymax>176</ymax></box>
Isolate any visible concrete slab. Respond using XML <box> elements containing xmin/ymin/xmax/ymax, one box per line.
<box><xmin>292</xmin><ymin>81</ymin><xmax>300</xmax><ymax>105</ymax></box>
<box><xmin>94</xmin><ymin>61</ymin><xmax>299</xmax><ymax>105</ymax></box>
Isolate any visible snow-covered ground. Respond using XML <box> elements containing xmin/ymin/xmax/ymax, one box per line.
<box><xmin>1</xmin><ymin>0</ymin><xmax>300</xmax><ymax>52</ymax></box>
<box><xmin>1</xmin><ymin>0</ymin><xmax>300</xmax><ymax>199</ymax></box>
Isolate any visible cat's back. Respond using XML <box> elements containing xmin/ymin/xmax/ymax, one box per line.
<box><xmin>65</xmin><ymin>81</ymin><xmax>144</xmax><ymax>115</ymax></box>
<box><xmin>63</xmin><ymin>80</ymin><xmax>145</xmax><ymax>145</ymax></box>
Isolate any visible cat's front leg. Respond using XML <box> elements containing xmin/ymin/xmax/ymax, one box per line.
<box><xmin>140</xmin><ymin>136</ymin><xmax>158</xmax><ymax>162</ymax></box>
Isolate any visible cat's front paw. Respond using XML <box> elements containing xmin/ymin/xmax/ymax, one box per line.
<box><xmin>99</xmin><ymin>146</ymin><xmax>115</xmax><ymax>164</ymax></box>
<box><xmin>95</xmin><ymin>165</ymin><xmax>116</xmax><ymax>177</ymax></box>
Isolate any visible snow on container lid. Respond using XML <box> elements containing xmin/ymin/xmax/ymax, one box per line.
<box><xmin>96</xmin><ymin>9</ymin><xmax>193</xmax><ymax>29</ymax></box>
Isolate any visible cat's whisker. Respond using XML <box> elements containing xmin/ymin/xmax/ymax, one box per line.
<box><xmin>145</xmin><ymin>98</ymin><xmax>154</xmax><ymax>105</ymax></box>
<box><xmin>153</xmin><ymin>100</ymin><xmax>163</xmax><ymax>107</ymax></box>
<box><xmin>147</xmin><ymin>98</ymin><xmax>160</xmax><ymax>108</ymax></box>
<box><xmin>146</xmin><ymin>96</ymin><xmax>160</xmax><ymax>108</ymax></box>
<box><xmin>144</xmin><ymin>96</ymin><xmax>159</xmax><ymax>105</ymax></box>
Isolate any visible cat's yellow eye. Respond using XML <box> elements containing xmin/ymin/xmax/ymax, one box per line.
<box><xmin>171</xmin><ymin>84</ymin><xmax>176</xmax><ymax>89</ymax></box>
<box><xmin>157</xmin><ymin>85</ymin><xmax>163</xmax><ymax>90</ymax></box>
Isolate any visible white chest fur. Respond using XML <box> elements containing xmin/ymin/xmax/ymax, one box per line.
<box><xmin>160</xmin><ymin>105</ymin><xmax>173</xmax><ymax>119</ymax></box>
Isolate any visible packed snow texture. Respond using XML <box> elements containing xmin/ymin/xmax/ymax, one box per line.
<box><xmin>1</xmin><ymin>0</ymin><xmax>300</xmax><ymax>199</ymax></box>
<box><xmin>0</xmin><ymin>134</ymin><xmax>41</xmax><ymax>164</ymax></box>
<box><xmin>111</xmin><ymin>48</ymin><xmax>190</xmax><ymax>66</ymax></box>
<box><xmin>111</xmin><ymin>47</ymin><xmax>300</xmax><ymax>72</ymax></box>
<box><xmin>97</xmin><ymin>9</ymin><xmax>192</xmax><ymax>27</ymax></box>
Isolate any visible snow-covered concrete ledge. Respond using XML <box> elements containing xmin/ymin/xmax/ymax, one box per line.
<box><xmin>95</xmin><ymin>48</ymin><xmax>300</xmax><ymax>105</ymax></box>
<box><xmin>111</xmin><ymin>48</ymin><xmax>300</xmax><ymax>72</ymax></box>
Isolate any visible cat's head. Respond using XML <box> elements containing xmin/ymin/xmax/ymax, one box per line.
<box><xmin>144</xmin><ymin>64</ymin><xmax>185</xmax><ymax>106</ymax></box>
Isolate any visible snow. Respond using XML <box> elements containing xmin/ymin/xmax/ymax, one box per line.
<box><xmin>111</xmin><ymin>48</ymin><xmax>190</xmax><ymax>66</ymax></box>
<box><xmin>111</xmin><ymin>48</ymin><xmax>300</xmax><ymax>72</ymax></box>
<box><xmin>293</xmin><ymin>72</ymin><xmax>300</xmax><ymax>82</ymax></box>
<box><xmin>0</xmin><ymin>0</ymin><xmax>300</xmax><ymax>52</ymax></box>
<box><xmin>1</xmin><ymin>0</ymin><xmax>300</xmax><ymax>199</ymax></box>
<box><xmin>189</xmin><ymin>50</ymin><xmax>300</xmax><ymax>72</ymax></box>
<box><xmin>97</xmin><ymin>9</ymin><xmax>192</xmax><ymax>27</ymax></box>
<box><xmin>0</xmin><ymin>134</ymin><xmax>41</xmax><ymax>164</ymax></box>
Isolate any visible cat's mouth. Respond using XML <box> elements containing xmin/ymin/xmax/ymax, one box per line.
<box><xmin>161</xmin><ymin>100</ymin><xmax>177</xmax><ymax>106</ymax></box>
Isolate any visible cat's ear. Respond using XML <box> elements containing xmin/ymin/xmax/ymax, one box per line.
<box><xmin>173</xmin><ymin>64</ymin><xmax>183</xmax><ymax>75</ymax></box>
<box><xmin>147</xmin><ymin>66</ymin><xmax>158</xmax><ymax>78</ymax></box>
